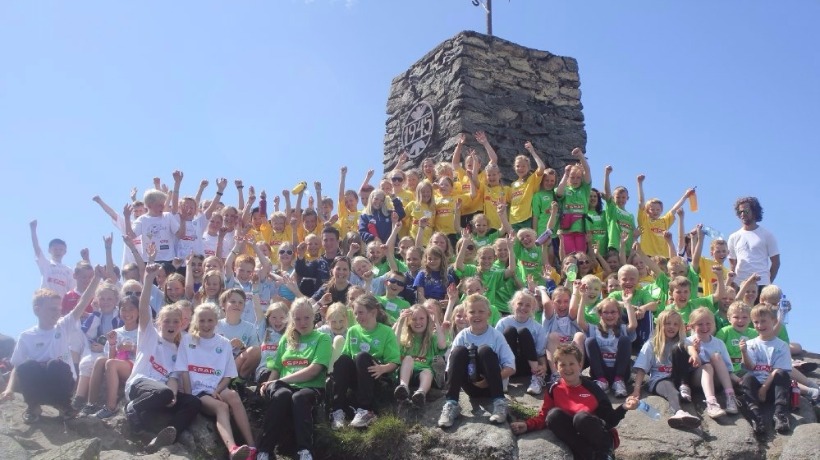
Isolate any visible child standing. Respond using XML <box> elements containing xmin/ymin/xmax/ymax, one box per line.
<box><xmin>2</xmin><ymin>267</ymin><xmax>102</xmax><ymax>423</ymax></box>
<box><xmin>29</xmin><ymin>220</ymin><xmax>75</xmax><ymax>298</ymax></box>
<box><xmin>508</xmin><ymin>142</ymin><xmax>546</xmax><ymax>231</ymax></box>
<box><xmin>511</xmin><ymin>343</ymin><xmax>638</xmax><ymax>460</ymax></box>
<box><xmin>740</xmin><ymin>304</ymin><xmax>792</xmax><ymax>437</ymax></box>
<box><xmin>393</xmin><ymin>305</ymin><xmax>448</xmax><ymax>406</ymax></box>
<box><xmin>635</xmin><ymin>174</ymin><xmax>693</xmax><ymax>258</ymax></box>
<box><xmin>602</xmin><ymin>166</ymin><xmax>637</xmax><ymax>256</ymax></box>
<box><xmin>494</xmin><ymin>291</ymin><xmax>548</xmax><ymax>395</ymax></box>
<box><xmin>438</xmin><ymin>294</ymin><xmax>515</xmax><ymax>428</ymax></box>
<box><xmin>555</xmin><ymin>148</ymin><xmax>593</xmax><ymax>253</ymax></box>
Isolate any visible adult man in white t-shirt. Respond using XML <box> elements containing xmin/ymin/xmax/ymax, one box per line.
<box><xmin>728</xmin><ymin>197</ymin><xmax>780</xmax><ymax>292</ymax></box>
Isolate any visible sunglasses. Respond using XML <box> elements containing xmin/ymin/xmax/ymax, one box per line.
<box><xmin>737</xmin><ymin>209</ymin><xmax>751</xmax><ymax>216</ymax></box>
<box><xmin>279</xmin><ymin>249</ymin><xmax>294</xmax><ymax>255</ymax></box>
<box><xmin>386</xmin><ymin>278</ymin><xmax>407</xmax><ymax>287</ymax></box>
<box><xmin>391</xmin><ymin>177</ymin><xmax>404</xmax><ymax>182</ymax></box>
<box><xmin>577</xmin><ymin>260</ymin><xmax>591</xmax><ymax>265</ymax></box>
<box><xmin>124</xmin><ymin>291</ymin><xmax>141</xmax><ymax>297</ymax></box>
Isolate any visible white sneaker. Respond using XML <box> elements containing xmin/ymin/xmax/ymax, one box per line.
<box><xmin>705</xmin><ymin>400</ymin><xmax>727</xmax><ymax>419</ymax></box>
<box><xmin>437</xmin><ymin>400</ymin><xmax>461</xmax><ymax>428</ymax></box>
<box><xmin>489</xmin><ymin>399</ymin><xmax>508</xmax><ymax>424</ymax></box>
<box><xmin>349</xmin><ymin>408</ymin><xmax>377</xmax><ymax>428</ymax></box>
<box><xmin>667</xmin><ymin>410</ymin><xmax>700</xmax><ymax>430</ymax></box>
<box><xmin>679</xmin><ymin>384</ymin><xmax>692</xmax><ymax>402</ymax></box>
<box><xmin>595</xmin><ymin>379</ymin><xmax>609</xmax><ymax>392</ymax></box>
<box><xmin>612</xmin><ymin>380</ymin><xmax>628</xmax><ymax>398</ymax></box>
<box><xmin>725</xmin><ymin>394</ymin><xmax>739</xmax><ymax>415</ymax></box>
<box><xmin>297</xmin><ymin>449</ymin><xmax>313</xmax><ymax>460</ymax></box>
<box><xmin>526</xmin><ymin>375</ymin><xmax>544</xmax><ymax>395</ymax></box>
<box><xmin>330</xmin><ymin>409</ymin><xmax>346</xmax><ymax>430</ymax></box>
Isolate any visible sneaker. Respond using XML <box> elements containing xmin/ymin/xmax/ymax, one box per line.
<box><xmin>411</xmin><ymin>390</ymin><xmax>426</xmax><ymax>406</ymax></box>
<box><xmin>394</xmin><ymin>384</ymin><xmax>409</xmax><ymax>401</ymax></box>
<box><xmin>350</xmin><ymin>408</ymin><xmax>377</xmax><ymax>428</ymax></box>
<box><xmin>71</xmin><ymin>396</ymin><xmax>87</xmax><ymax>411</ymax></box>
<box><xmin>679</xmin><ymin>384</ymin><xmax>692</xmax><ymax>402</ymax></box>
<box><xmin>667</xmin><ymin>410</ymin><xmax>700</xmax><ymax>430</ymax></box>
<box><xmin>595</xmin><ymin>378</ymin><xmax>609</xmax><ymax>392</ymax></box>
<box><xmin>146</xmin><ymin>426</ymin><xmax>176</xmax><ymax>453</ymax></box>
<box><xmin>95</xmin><ymin>406</ymin><xmax>118</xmax><ymax>419</ymax></box>
<box><xmin>489</xmin><ymin>399</ymin><xmax>508</xmax><ymax>424</ymax></box>
<box><xmin>80</xmin><ymin>404</ymin><xmax>99</xmax><ymax>416</ymax></box>
<box><xmin>526</xmin><ymin>375</ymin><xmax>544</xmax><ymax>395</ymax></box>
<box><xmin>750</xmin><ymin>414</ymin><xmax>766</xmax><ymax>438</ymax></box>
<box><xmin>705</xmin><ymin>400</ymin><xmax>727</xmax><ymax>419</ymax></box>
<box><xmin>330</xmin><ymin>409</ymin><xmax>346</xmax><ymax>430</ymax></box>
<box><xmin>725</xmin><ymin>394</ymin><xmax>739</xmax><ymax>415</ymax></box>
<box><xmin>807</xmin><ymin>387</ymin><xmax>820</xmax><ymax>405</ymax></box>
<box><xmin>437</xmin><ymin>400</ymin><xmax>461</xmax><ymax>428</ymax></box>
<box><xmin>774</xmin><ymin>413</ymin><xmax>790</xmax><ymax>434</ymax></box>
<box><xmin>612</xmin><ymin>380</ymin><xmax>628</xmax><ymax>398</ymax></box>
<box><xmin>432</xmin><ymin>355</ymin><xmax>447</xmax><ymax>389</ymax></box>
<box><xmin>22</xmin><ymin>406</ymin><xmax>41</xmax><ymax>424</ymax></box>
<box><xmin>297</xmin><ymin>449</ymin><xmax>313</xmax><ymax>460</ymax></box>
<box><xmin>125</xmin><ymin>401</ymin><xmax>144</xmax><ymax>432</ymax></box>
<box><xmin>229</xmin><ymin>444</ymin><xmax>252</xmax><ymax>460</ymax></box>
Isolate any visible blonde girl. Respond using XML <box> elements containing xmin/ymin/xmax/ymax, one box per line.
<box><xmin>414</xmin><ymin>246</ymin><xmax>453</xmax><ymax>302</ymax></box>
<box><xmin>495</xmin><ymin>290</ymin><xmax>548</xmax><ymax>395</ymax></box>
<box><xmin>359</xmin><ymin>189</ymin><xmax>405</xmax><ymax>244</ymax></box>
<box><xmin>631</xmin><ymin>309</ymin><xmax>700</xmax><ymax>429</ymax></box>
<box><xmin>317</xmin><ymin>302</ymin><xmax>350</xmax><ymax>369</ymax></box>
<box><xmin>255</xmin><ymin>302</ymin><xmax>290</xmax><ymax>384</ymax></box>
<box><xmin>406</xmin><ymin>181</ymin><xmax>435</xmax><ymax>246</ymax></box>
<box><xmin>541</xmin><ymin>286</ymin><xmax>585</xmax><ymax>380</ymax></box>
<box><xmin>393</xmin><ymin>305</ymin><xmax>447</xmax><ymax>406</ymax></box>
<box><xmin>194</xmin><ymin>269</ymin><xmax>225</xmax><ymax>307</ymax></box>
<box><xmin>508</xmin><ymin>142</ymin><xmax>547</xmax><ymax>230</ymax></box>
<box><xmin>684</xmin><ymin>307</ymin><xmax>737</xmax><ymax>418</ymax></box>
<box><xmin>164</xmin><ymin>273</ymin><xmax>185</xmax><ymax>305</ymax></box>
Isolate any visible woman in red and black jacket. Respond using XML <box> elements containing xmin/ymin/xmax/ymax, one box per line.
<box><xmin>511</xmin><ymin>343</ymin><xmax>638</xmax><ymax>460</ymax></box>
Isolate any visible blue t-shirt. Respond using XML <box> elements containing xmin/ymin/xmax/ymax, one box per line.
<box><xmin>413</xmin><ymin>270</ymin><xmax>454</xmax><ymax>300</ymax></box>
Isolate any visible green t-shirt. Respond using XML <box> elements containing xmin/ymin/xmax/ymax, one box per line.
<box><xmin>558</xmin><ymin>182</ymin><xmax>591</xmax><ymax>233</ymax></box>
<box><xmin>532</xmin><ymin>189</ymin><xmax>558</xmax><ymax>237</ymax></box>
<box><xmin>715</xmin><ymin>325</ymin><xmax>758</xmax><ymax>373</ymax></box>
<box><xmin>402</xmin><ymin>334</ymin><xmax>445</xmax><ymax>371</ymax></box>
<box><xmin>375</xmin><ymin>259</ymin><xmax>408</xmax><ymax>277</ymax></box>
<box><xmin>343</xmin><ymin>322</ymin><xmax>401</xmax><ymax>365</ymax></box>
<box><xmin>586</xmin><ymin>211</ymin><xmax>608</xmax><ymax>251</ymax></box>
<box><xmin>583</xmin><ymin>302</ymin><xmax>601</xmax><ymax>326</ymax></box>
<box><xmin>663</xmin><ymin>296</ymin><xmax>716</xmax><ymax>326</ymax></box>
<box><xmin>471</xmin><ymin>229</ymin><xmax>500</xmax><ymax>249</ymax></box>
<box><xmin>378</xmin><ymin>295</ymin><xmax>411</xmax><ymax>324</ymax></box>
<box><xmin>454</xmin><ymin>263</ymin><xmax>510</xmax><ymax>316</ymax></box>
<box><xmin>647</xmin><ymin>267</ymin><xmax>701</xmax><ymax>306</ymax></box>
<box><xmin>491</xmin><ymin>261</ymin><xmax>519</xmax><ymax>308</ymax></box>
<box><xmin>272</xmin><ymin>330</ymin><xmax>332</xmax><ymax>389</ymax></box>
<box><xmin>514</xmin><ymin>239</ymin><xmax>543</xmax><ymax>284</ymax></box>
<box><xmin>604</xmin><ymin>197</ymin><xmax>635</xmax><ymax>253</ymax></box>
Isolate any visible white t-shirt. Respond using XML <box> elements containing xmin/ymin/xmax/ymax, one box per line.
<box><xmin>113</xmin><ymin>214</ymin><xmax>142</xmax><ymax>268</ymax></box>
<box><xmin>201</xmin><ymin>231</ymin><xmax>221</xmax><ymax>258</ymax></box>
<box><xmin>175</xmin><ymin>333</ymin><xmax>237</xmax><ymax>396</ymax></box>
<box><xmin>686</xmin><ymin>335</ymin><xmax>732</xmax><ymax>371</ymax></box>
<box><xmin>125</xmin><ymin>322</ymin><xmax>179</xmax><ymax>394</ymax></box>
<box><xmin>495</xmin><ymin>316</ymin><xmax>547</xmax><ymax>357</ymax></box>
<box><xmin>217</xmin><ymin>318</ymin><xmax>261</xmax><ymax>355</ymax></box>
<box><xmin>745</xmin><ymin>336</ymin><xmax>792</xmax><ymax>384</ymax></box>
<box><xmin>132</xmin><ymin>213</ymin><xmax>180</xmax><ymax>261</ymax></box>
<box><xmin>255</xmin><ymin>328</ymin><xmax>284</xmax><ymax>378</ymax></box>
<box><xmin>449</xmin><ymin>326</ymin><xmax>516</xmax><ymax>372</ymax></box>
<box><xmin>587</xmin><ymin>324</ymin><xmax>637</xmax><ymax>368</ymax></box>
<box><xmin>173</xmin><ymin>214</ymin><xmax>208</xmax><ymax>259</ymax></box>
<box><xmin>727</xmin><ymin>226</ymin><xmax>779</xmax><ymax>285</ymax></box>
<box><xmin>105</xmin><ymin>326</ymin><xmax>140</xmax><ymax>360</ymax></box>
<box><xmin>11</xmin><ymin>315</ymin><xmax>80</xmax><ymax>380</ymax></box>
<box><xmin>36</xmin><ymin>253</ymin><xmax>74</xmax><ymax>298</ymax></box>
<box><xmin>634</xmin><ymin>340</ymin><xmax>675</xmax><ymax>392</ymax></box>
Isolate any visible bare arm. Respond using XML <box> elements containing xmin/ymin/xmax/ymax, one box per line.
<box><xmin>769</xmin><ymin>255</ymin><xmax>780</xmax><ymax>283</ymax></box>
<box><xmin>170</xmin><ymin>170</ymin><xmax>183</xmax><ymax>215</ymax></box>
<box><xmin>474</xmin><ymin>131</ymin><xmax>498</xmax><ymax>164</ymax></box>
<box><xmin>122</xmin><ymin>235</ymin><xmax>145</xmax><ymax>280</ymax></box>
<box><xmin>667</xmin><ymin>188</ymin><xmax>695</xmax><ymax>216</ymax></box>
<box><xmin>636</xmin><ymin>174</ymin><xmax>646</xmax><ymax>210</ymax></box>
<box><xmin>603</xmin><ymin>165</ymin><xmax>613</xmax><ymax>200</ymax></box>
<box><xmin>103</xmin><ymin>233</ymin><xmax>115</xmax><ymax>280</ymax></box>
<box><xmin>204</xmin><ymin>178</ymin><xmax>228</xmax><ymax>220</ymax></box>
<box><xmin>29</xmin><ymin>220</ymin><xmax>43</xmax><ymax>258</ymax></box>
<box><xmin>570</xmin><ymin>148</ymin><xmax>590</xmax><ymax>184</ymax></box>
<box><xmin>194</xmin><ymin>179</ymin><xmax>208</xmax><ymax>210</ymax></box>
<box><xmin>235</xmin><ymin>180</ymin><xmax>245</xmax><ymax>211</ymax></box>
<box><xmin>555</xmin><ymin>165</ymin><xmax>571</xmax><ymax>198</ymax></box>
<box><xmin>677</xmin><ymin>209</ymin><xmax>688</xmax><ymax>257</ymax></box>
<box><xmin>525</xmin><ymin>141</ymin><xmax>546</xmax><ymax>175</ymax></box>
<box><xmin>451</xmin><ymin>133</ymin><xmax>466</xmax><ymax>171</ymax></box>
<box><xmin>692</xmin><ymin>224</ymin><xmax>704</xmax><ymax>273</ymax></box>
<box><xmin>572</xmin><ymin>282</ymin><xmax>586</xmax><ymax>331</ymax></box>
<box><xmin>385</xmin><ymin>219</ymin><xmax>401</xmax><ymax>273</ymax></box>
<box><xmin>92</xmin><ymin>195</ymin><xmax>120</xmax><ymax>221</ymax></box>
<box><xmin>72</xmin><ymin>266</ymin><xmax>104</xmax><ymax>321</ymax></box>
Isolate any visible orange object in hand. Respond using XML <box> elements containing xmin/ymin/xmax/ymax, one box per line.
<box><xmin>688</xmin><ymin>190</ymin><xmax>698</xmax><ymax>212</ymax></box>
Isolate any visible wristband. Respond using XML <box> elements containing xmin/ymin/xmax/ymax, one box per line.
<box><xmin>216</xmin><ymin>191</ymin><xmax>223</xmax><ymax>196</ymax></box>
<box><xmin>237</xmin><ymin>185</ymin><xmax>244</xmax><ymax>189</ymax></box>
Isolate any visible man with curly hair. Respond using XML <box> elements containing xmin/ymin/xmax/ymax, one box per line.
<box><xmin>727</xmin><ymin>197</ymin><xmax>780</xmax><ymax>297</ymax></box>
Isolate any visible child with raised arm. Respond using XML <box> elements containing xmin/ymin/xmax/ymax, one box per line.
<box><xmin>631</xmin><ymin>309</ymin><xmax>701</xmax><ymax>429</ymax></box>
<box><xmin>177</xmin><ymin>303</ymin><xmax>257</xmax><ymax>459</ymax></box>
<box><xmin>607</xmin><ymin>264</ymin><xmax>659</xmax><ymax>351</ymax></box>
<box><xmin>511</xmin><ymin>343</ymin><xmax>638</xmax><ymax>460</ymax></box>
<box><xmin>555</xmin><ymin>148</ymin><xmax>593</xmax><ymax>253</ymax></box>
<box><xmin>514</xmin><ymin>201</ymin><xmax>557</xmax><ymax>285</ymax></box>
<box><xmin>2</xmin><ymin>267</ymin><xmax>102</xmax><ymax>423</ymax></box>
<box><xmin>602</xmin><ymin>166</ymin><xmax>637</xmax><ymax>256</ymax></box>
<box><xmin>683</xmin><ymin>307</ymin><xmax>738</xmax><ymax>419</ymax></box>
<box><xmin>455</xmin><ymin>232</ymin><xmax>517</xmax><ymax>317</ymax></box>
<box><xmin>508</xmin><ymin>141</ymin><xmax>546</xmax><ymax>231</ymax></box>
<box><xmin>740</xmin><ymin>304</ymin><xmax>792</xmax><ymax>437</ymax></box>
<box><xmin>29</xmin><ymin>219</ymin><xmax>74</xmax><ymax>298</ymax></box>
<box><xmin>438</xmin><ymin>294</ymin><xmax>515</xmax><ymax>428</ymax></box>
<box><xmin>635</xmin><ymin>174</ymin><xmax>694</xmax><ymax>257</ymax></box>
<box><xmin>393</xmin><ymin>305</ymin><xmax>448</xmax><ymax>406</ymax></box>
<box><xmin>540</xmin><ymin>286</ymin><xmax>585</xmax><ymax>382</ymax></box>
<box><xmin>126</xmin><ymin>187</ymin><xmax>181</xmax><ymax>263</ymax></box>
<box><xmin>577</xmin><ymin>289</ymin><xmax>637</xmax><ymax>398</ymax></box>
<box><xmin>495</xmin><ymin>290</ymin><xmax>548</xmax><ymax>395</ymax></box>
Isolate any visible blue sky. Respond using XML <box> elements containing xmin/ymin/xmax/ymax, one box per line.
<box><xmin>2</xmin><ymin>1</ymin><xmax>818</xmax><ymax>350</ymax></box>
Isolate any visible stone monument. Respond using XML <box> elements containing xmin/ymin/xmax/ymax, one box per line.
<box><xmin>383</xmin><ymin>30</ymin><xmax>586</xmax><ymax>182</ymax></box>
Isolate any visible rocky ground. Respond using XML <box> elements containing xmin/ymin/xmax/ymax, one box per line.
<box><xmin>1</xmin><ymin>352</ymin><xmax>818</xmax><ymax>460</ymax></box>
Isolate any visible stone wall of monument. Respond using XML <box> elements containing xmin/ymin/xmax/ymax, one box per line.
<box><xmin>384</xmin><ymin>30</ymin><xmax>586</xmax><ymax>182</ymax></box>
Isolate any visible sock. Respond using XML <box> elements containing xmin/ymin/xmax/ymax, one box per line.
<box><xmin>706</xmin><ymin>396</ymin><xmax>718</xmax><ymax>404</ymax></box>
<box><xmin>724</xmin><ymin>388</ymin><xmax>735</xmax><ymax>396</ymax></box>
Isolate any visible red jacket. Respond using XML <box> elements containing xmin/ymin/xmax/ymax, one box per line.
<box><xmin>525</xmin><ymin>376</ymin><xmax>627</xmax><ymax>432</ymax></box>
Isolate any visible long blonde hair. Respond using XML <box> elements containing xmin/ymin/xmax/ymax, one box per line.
<box><xmin>154</xmin><ymin>304</ymin><xmax>183</xmax><ymax>346</ymax></box>
<box><xmin>285</xmin><ymin>298</ymin><xmax>314</xmax><ymax>349</ymax></box>
<box><xmin>188</xmin><ymin>303</ymin><xmax>221</xmax><ymax>344</ymax></box>
<box><xmin>653</xmin><ymin>309</ymin><xmax>684</xmax><ymax>363</ymax></box>
<box><xmin>399</xmin><ymin>305</ymin><xmax>435</xmax><ymax>357</ymax></box>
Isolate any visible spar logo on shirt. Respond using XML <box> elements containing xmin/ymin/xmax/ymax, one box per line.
<box><xmin>150</xmin><ymin>355</ymin><xmax>169</xmax><ymax>376</ymax></box>
<box><xmin>261</xmin><ymin>343</ymin><xmax>278</xmax><ymax>352</ymax></box>
<box><xmin>47</xmin><ymin>277</ymin><xmax>67</xmax><ymax>287</ymax></box>
<box><xmin>602</xmin><ymin>352</ymin><xmax>616</xmax><ymax>359</ymax></box>
<box><xmin>283</xmin><ymin>359</ymin><xmax>309</xmax><ymax>367</ymax></box>
<box><xmin>188</xmin><ymin>364</ymin><xmax>222</xmax><ymax>376</ymax></box>
<box><xmin>657</xmin><ymin>365</ymin><xmax>672</xmax><ymax>373</ymax></box>
<box><xmin>753</xmin><ymin>364</ymin><xmax>772</xmax><ymax>372</ymax></box>
<box><xmin>579</xmin><ymin>392</ymin><xmax>593</xmax><ymax>398</ymax></box>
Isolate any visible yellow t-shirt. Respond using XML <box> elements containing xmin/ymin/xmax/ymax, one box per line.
<box><xmin>297</xmin><ymin>223</ymin><xmax>322</xmax><ymax>244</ymax></box>
<box><xmin>434</xmin><ymin>193</ymin><xmax>466</xmax><ymax>235</ymax></box>
<box><xmin>455</xmin><ymin>168</ymin><xmax>485</xmax><ymax>215</ymax></box>
<box><xmin>267</xmin><ymin>227</ymin><xmax>293</xmax><ymax>265</ymax></box>
<box><xmin>482</xmin><ymin>183</ymin><xmax>511</xmax><ymax>230</ymax></box>
<box><xmin>406</xmin><ymin>201</ymin><xmax>435</xmax><ymax>246</ymax></box>
<box><xmin>509</xmin><ymin>171</ymin><xmax>544</xmax><ymax>225</ymax></box>
<box><xmin>637</xmin><ymin>208</ymin><xmax>675</xmax><ymax>257</ymax></box>
<box><xmin>337</xmin><ymin>206</ymin><xmax>361</xmax><ymax>236</ymax></box>
<box><xmin>698</xmin><ymin>257</ymin><xmax>726</xmax><ymax>297</ymax></box>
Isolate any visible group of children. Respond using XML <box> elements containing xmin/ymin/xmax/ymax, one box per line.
<box><xmin>3</xmin><ymin>131</ymin><xmax>813</xmax><ymax>460</ymax></box>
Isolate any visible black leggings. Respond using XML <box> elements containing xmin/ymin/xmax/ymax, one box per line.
<box><xmin>128</xmin><ymin>378</ymin><xmax>202</xmax><ymax>439</ymax></box>
<box><xmin>446</xmin><ymin>345</ymin><xmax>504</xmax><ymax>401</ymax></box>
<box><xmin>332</xmin><ymin>352</ymin><xmax>382</xmax><ymax>413</ymax></box>
<box><xmin>547</xmin><ymin>408</ymin><xmax>613</xmax><ymax>460</ymax></box>
<box><xmin>15</xmin><ymin>359</ymin><xmax>74</xmax><ymax>408</ymax></box>
<box><xmin>260</xmin><ymin>383</ymin><xmax>322</xmax><ymax>453</ymax></box>
<box><xmin>503</xmin><ymin>327</ymin><xmax>538</xmax><ymax>377</ymax></box>
<box><xmin>741</xmin><ymin>369</ymin><xmax>790</xmax><ymax>416</ymax></box>
<box><xmin>585</xmin><ymin>335</ymin><xmax>632</xmax><ymax>384</ymax></box>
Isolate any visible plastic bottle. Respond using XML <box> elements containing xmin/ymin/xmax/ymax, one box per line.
<box><xmin>535</xmin><ymin>229</ymin><xmax>553</xmax><ymax>246</ymax></box>
<box><xmin>702</xmin><ymin>226</ymin><xmax>725</xmax><ymax>240</ymax></box>
<box><xmin>565</xmin><ymin>263</ymin><xmax>578</xmax><ymax>283</ymax></box>
<box><xmin>467</xmin><ymin>344</ymin><xmax>478</xmax><ymax>383</ymax></box>
<box><xmin>637</xmin><ymin>400</ymin><xmax>661</xmax><ymax>420</ymax></box>
<box><xmin>791</xmin><ymin>379</ymin><xmax>800</xmax><ymax>411</ymax></box>
<box><xmin>688</xmin><ymin>190</ymin><xmax>698</xmax><ymax>212</ymax></box>
<box><xmin>778</xmin><ymin>294</ymin><xmax>791</xmax><ymax>325</ymax></box>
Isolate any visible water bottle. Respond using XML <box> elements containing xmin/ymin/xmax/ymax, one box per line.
<box><xmin>535</xmin><ymin>229</ymin><xmax>553</xmax><ymax>246</ymax></box>
<box><xmin>565</xmin><ymin>263</ymin><xmax>578</xmax><ymax>283</ymax></box>
<box><xmin>637</xmin><ymin>400</ymin><xmax>661</xmax><ymax>420</ymax></box>
<box><xmin>778</xmin><ymin>294</ymin><xmax>791</xmax><ymax>325</ymax></box>
<box><xmin>702</xmin><ymin>226</ymin><xmax>725</xmax><ymax>240</ymax></box>
<box><xmin>466</xmin><ymin>343</ymin><xmax>478</xmax><ymax>382</ymax></box>
<box><xmin>790</xmin><ymin>379</ymin><xmax>800</xmax><ymax>411</ymax></box>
